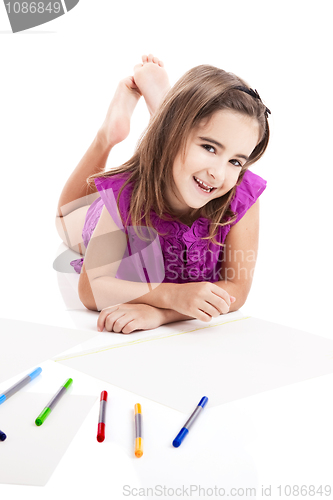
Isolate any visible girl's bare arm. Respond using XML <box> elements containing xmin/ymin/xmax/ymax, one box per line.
<box><xmin>216</xmin><ymin>198</ymin><xmax>260</xmax><ymax>310</ymax></box>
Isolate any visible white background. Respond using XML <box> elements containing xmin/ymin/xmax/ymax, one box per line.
<box><xmin>0</xmin><ymin>0</ymin><xmax>332</xmax><ymax>497</ymax></box>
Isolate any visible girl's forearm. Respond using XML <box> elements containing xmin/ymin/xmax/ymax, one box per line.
<box><xmin>156</xmin><ymin>279</ymin><xmax>243</xmax><ymax>327</ymax></box>
<box><xmin>85</xmin><ymin>274</ymin><xmax>243</xmax><ymax>320</ymax></box>
<box><xmin>88</xmin><ymin>276</ymin><xmax>177</xmax><ymax>311</ymax></box>
<box><xmin>159</xmin><ymin>308</ymin><xmax>195</xmax><ymax>324</ymax></box>
<box><xmin>157</xmin><ymin>280</ymin><xmax>243</xmax><ymax>326</ymax></box>
<box><xmin>119</xmin><ymin>280</ymin><xmax>242</xmax><ymax>314</ymax></box>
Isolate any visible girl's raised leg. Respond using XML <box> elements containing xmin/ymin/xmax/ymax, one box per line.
<box><xmin>56</xmin><ymin>76</ymin><xmax>142</xmax><ymax>254</ymax></box>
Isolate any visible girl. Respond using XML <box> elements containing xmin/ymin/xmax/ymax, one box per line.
<box><xmin>56</xmin><ymin>55</ymin><xmax>270</xmax><ymax>334</ymax></box>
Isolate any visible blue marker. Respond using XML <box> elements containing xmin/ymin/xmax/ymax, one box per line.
<box><xmin>0</xmin><ymin>430</ymin><xmax>7</xmax><ymax>441</ymax></box>
<box><xmin>0</xmin><ymin>367</ymin><xmax>42</xmax><ymax>405</ymax></box>
<box><xmin>172</xmin><ymin>396</ymin><xmax>209</xmax><ymax>448</ymax></box>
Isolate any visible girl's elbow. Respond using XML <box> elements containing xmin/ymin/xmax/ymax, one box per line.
<box><xmin>229</xmin><ymin>298</ymin><xmax>244</xmax><ymax>313</ymax></box>
<box><xmin>81</xmin><ymin>296</ymin><xmax>98</xmax><ymax>311</ymax></box>
<box><xmin>78</xmin><ymin>276</ymin><xmax>98</xmax><ymax>311</ymax></box>
<box><xmin>79</xmin><ymin>289</ymin><xmax>98</xmax><ymax>311</ymax></box>
<box><xmin>230</xmin><ymin>286</ymin><xmax>249</xmax><ymax>312</ymax></box>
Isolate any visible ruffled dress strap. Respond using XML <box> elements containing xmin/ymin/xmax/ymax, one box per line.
<box><xmin>94</xmin><ymin>172</ymin><xmax>133</xmax><ymax>230</ymax></box>
<box><xmin>230</xmin><ymin>170</ymin><xmax>267</xmax><ymax>225</ymax></box>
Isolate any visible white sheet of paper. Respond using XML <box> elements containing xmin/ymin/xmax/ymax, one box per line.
<box><xmin>55</xmin><ymin>310</ymin><xmax>245</xmax><ymax>358</ymax></box>
<box><xmin>0</xmin><ymin>318</ymin><xmax>98</xmax><ymax>383</ymax></box>
<box><xmin>57</xmin><ymin>317</ymin><xmax>333</xmax><ymax>412</ymax></box>
<box><xmin>0</xmin><ymin>392</ymin><xmax>96</xmax><ymax>486</ymax></box>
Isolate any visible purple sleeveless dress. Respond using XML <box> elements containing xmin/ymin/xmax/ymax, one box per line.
<box><xmin>70</xmin><ymin>170</ymin><xmax>266</xmax><ymax>284</ymax></box>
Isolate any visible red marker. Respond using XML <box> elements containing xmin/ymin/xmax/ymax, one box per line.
<box><xmin>97</xmin><ymin>391</ymin><xmax>108</xmax><ymax>442</ymax></box>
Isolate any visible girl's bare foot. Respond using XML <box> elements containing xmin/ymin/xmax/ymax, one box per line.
<box><xmin>99</xmin><ymin>76</ymin><xmax>142</xmax><ymax>147</ymax></box>
<box><xmin>133</xmin><ymin>54</ymin><xmax>171</xmax><ymax>116</ymax></box>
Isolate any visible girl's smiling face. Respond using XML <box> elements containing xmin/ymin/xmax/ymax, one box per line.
<box><xmin>166</xmin><ymin>110</ymin><xmax>260</xmax><ymax>216</ymax></box>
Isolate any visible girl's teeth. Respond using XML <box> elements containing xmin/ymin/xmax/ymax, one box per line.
<box><xmin>194</xmin><ymin>176</ymin><xmax>213</xmax><ymax>192</ymax></box>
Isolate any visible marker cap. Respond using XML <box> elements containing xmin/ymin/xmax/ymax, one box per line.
<box><xmin>135</xmin><ymin>437</ymin><xmax>143</xmax><ymax>457</ymax></box>
<box><xmin>198</xmin><ymin>397</ymin><xmax>208</xmax><ymax>408</ymax></box>
<box><xmin>0</xmin><ymin>431</ymin><xmax>7</xmax><ymax>441</ymax></box>
<box><xmin>134</xmin><ymin>403</ymin><xmax>141</xmax><ymax>414</ymax></box>
<box><xmin>172</xmin><ymin>427</ymin><xmax>188</xmax><ymax>447</ymax></box>
<box><xmin>29</xmin><ymin>367</ymin><xmax>42</xmax><ymax>380</ymax></box>
<box><xmin>35</xmin><ymin>407</ymin><xmax>51</xmax><ymax>426</ymax></box>
<box><xmin>97</xmin><ymin>423</ymin><xmax>105</xmax><ymax>442</ymax></box>
<box><xmin>100</xmin><ymin>391</ymin><xmax>108</xmax><ymax>402</ymax></box>
<box><xmin>63</xmin><ymin>378</ymin><xmax>73</xmax><ymax>390</ymax></box>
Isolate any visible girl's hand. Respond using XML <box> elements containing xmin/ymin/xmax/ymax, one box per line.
<box><xmin>97</xmin><ymin>303</ymin><xmax>165</xmax><ymax>334</ymax></box>
<box><xmin>168</xmin><ymin>282</ymin><xmax>236</xmax><ymax>322</ymax></box>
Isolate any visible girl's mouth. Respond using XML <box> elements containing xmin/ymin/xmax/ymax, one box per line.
<box><xmin>193</xmin><ymin>176</ymin><xmax>217</xmax><ymax>194</ymax></box>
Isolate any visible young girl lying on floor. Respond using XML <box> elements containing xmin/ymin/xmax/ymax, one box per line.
<box><xmin>56</xmin><ymin>54</ymin><xmax>270</xmax><ymax>333</ymax></box>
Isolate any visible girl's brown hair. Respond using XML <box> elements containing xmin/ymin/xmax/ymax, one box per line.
<box><xmin>88</xmin><ymin>65</ymin><xmax>270</xmax><ymax>245</ymax></box>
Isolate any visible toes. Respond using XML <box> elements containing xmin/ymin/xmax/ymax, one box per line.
<box><xmin>141</xmin><ymin>54</ymin><xmax>164</xmax><ymax>67</ymax></box>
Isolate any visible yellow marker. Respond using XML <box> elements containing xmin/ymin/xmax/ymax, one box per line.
<box><xmin>134</xmin><ymin>403</ymin><xmax>143</xmax><ymax>458</ymax></box>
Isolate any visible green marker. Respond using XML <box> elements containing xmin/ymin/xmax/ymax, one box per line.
<box><xmin>35</xmin><ymin>378</ymin><xmax>73</xmax><ymax>426</ymax></box>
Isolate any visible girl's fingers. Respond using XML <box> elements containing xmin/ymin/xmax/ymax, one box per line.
<box><xmin>203</xmin><ymin>300</ymin><xmax>229</xmax><ymax>317</ymax></box>
<box><xmin>196</xmin><ymin>296</ymin><xmax>230</xmax><ymax>322</ymax></box>
<box><xmin>206</xmin><ymin>295</ymin><xmax>230</xmax><ymax>315</ymax></box>
<box><xmin>210</xmin><ymin>286</ymin><xmax>232</xmax><ymax>309</ymax></box>
<box><xmin>105</xmin><ymin>312</ymin><xmax>128</xmax><ymax>333</ymax></box>
<box><xmin>122</xmin><ymin>320</ymin><xmax>137</xmax><ymax>334</ymax></box>
<box><xmin>196</xmin><ymin>309</ymin><xmax>213</xmax><ymax>323</ymax></box>
<box><xmin>97</xmin><ymin>305</ymin><xmax>120</xmax><ymax>332</ymax></box>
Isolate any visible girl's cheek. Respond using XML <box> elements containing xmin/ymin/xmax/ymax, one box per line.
<box><xmin>234</xmin><ymin>168</ymin><xmax>242</xmax><ymax>182</ymax></box>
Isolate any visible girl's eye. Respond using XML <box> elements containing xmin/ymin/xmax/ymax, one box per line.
<box><xmin>202</xmin><ymin>144</ymin><xmax>216</xmax><ymax>154</ymax></box>
<box><xmin>230</xmin><ymin>159</ymin><xmax>242</xmax><ymax>167</ymax></box>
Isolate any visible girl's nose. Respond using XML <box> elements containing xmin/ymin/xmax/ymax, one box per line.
<box><xmin>208</xmin><ymin>165</ymin><xmax>225</xmax><ymax>186</ymax></box>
